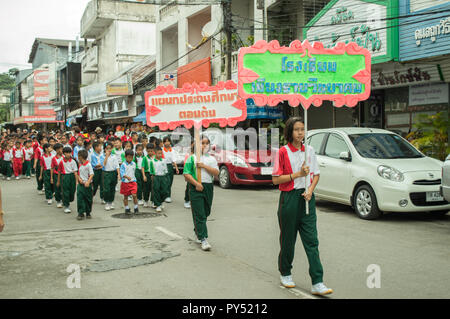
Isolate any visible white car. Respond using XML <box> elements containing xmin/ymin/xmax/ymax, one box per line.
<box><xmin>307</xmin><ymin>128</ymin><xmax>450</xmax><ymax>220</ymax></box>
<box><xmin>441</xmin><ymin>154</ymin><xmax>450</xmax><ymax>202</ymax></box>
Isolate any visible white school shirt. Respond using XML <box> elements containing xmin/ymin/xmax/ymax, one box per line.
<box><xmin>3</xmin><ymin>149</ymin><xmax>12</xmax><ymax>161</ymax></box>
<box><xmin>101</xmin><ymin>154</ymin><xmax>120</xmax><ymax>172</ymax></box>
<box><xmin>187</xmin><ymin>154</ymin><xmax>219</xmax><ymax>183</ymax></box>
<box><xmin>23</xmin><ymin>147</ymin><xmax>34</xmax><ymax>161</ymax></box>
<box><xmin>163</xmin><ymin>148</ymin><xmax>175</xmax><ymax>163</ymax></box>
<box><xmin>78</xmin><ymin>161</ymin><xmax>94</xmax><ymax>183</ymax></box>
<box><xmin>58</xmin><ymin>158</ymin><xmax>78</xmax><ymax>174</ymax></box>
<box><xmin>13</xmin><ymin>147</ymin><xmax>23</xmax><ymax>159</ymax></box>
<box><xmin>273</xmin><ymin>144</ymin><xmax>320</xmax><ymax>190</ymax></box>
<box><xmin>152</xmin><ymin>158</ymin><xmax>168</xmax><ymax>176</ymax></box>
<box><xmin>113</xmin><ymin>148</ymin><xmax>125</xmax><ymax>164</ymax></box>
<box><xmin>40</xmin><ymin>153</ymin><xmax>53</xmax><ymax>170</ymax></box>
<box><xmin>120</xmin><ymin>161</ymin><xmax>136</xmax><ymax>183</ymax></box>
<box><xmin>134</xmin><ymin>155</ymin><xmax>145</xmax><ymax>170</ymax></box>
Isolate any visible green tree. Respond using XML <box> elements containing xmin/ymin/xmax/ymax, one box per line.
<box><xmin>407</xmin><ymin>111</ymin><xmax>449</xmax><ymax>161</ymax></box>
<box><xmin>0</xmin><ymin>72</ymin><xmax>15</xmax><ymax>90</ymax></box>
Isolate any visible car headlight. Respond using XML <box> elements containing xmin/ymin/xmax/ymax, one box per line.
<box><xmin>229</xmin><ymin>154</ymin><xmax>248</xmax><ymax>168</ymax></box>
<box><xmin>377</xmin><ymin>165</ymin><xmax>404</xmax><ymax>182</ymax></box>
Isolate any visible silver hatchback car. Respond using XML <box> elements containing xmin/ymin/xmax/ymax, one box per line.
<box><xmin>441</xmin><ymin>154</ymin><xmax>450</xmax><ymax>202</ymax></box>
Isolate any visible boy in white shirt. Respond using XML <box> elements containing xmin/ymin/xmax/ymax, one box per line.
<box><xmin>101</xmin><ymin>143</ymin><xmax>120</xmax><ymax>211</ymax></box>
<box><xmin>120</xmin><ymin>149</ymin><xmax>139</xmax><ymax>215</ymax></box>
<box><xmin>76</xmin><ymin>149</ymin><xmax>94</xmax><ymax>220</ymax></box>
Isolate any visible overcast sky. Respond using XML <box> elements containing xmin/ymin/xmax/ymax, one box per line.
<box><xmin>0</xmin><ymin>0</ymin><xmax>92</xmax><ymax>74</ymax></box>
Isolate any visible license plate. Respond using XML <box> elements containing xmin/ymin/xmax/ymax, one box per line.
<box><xmin>261</xmin><ymin>167</ymin><xmax>273</xmax><ymax>175</ymax></box>
<box><xmin>426</xmin><ymin>191</ymin><xmax>444</xmax><ymax>202</ymax></box>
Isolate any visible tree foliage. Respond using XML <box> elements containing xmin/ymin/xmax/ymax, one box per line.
<box><xmin>407</xmin><ymin>111</ymin><xmax>449</xmax><ymax>161</ymax></box>
<box><xmin>0</xmin><ymin>72</ymin><xmax>15</xmax><ymax>90</ymax></box>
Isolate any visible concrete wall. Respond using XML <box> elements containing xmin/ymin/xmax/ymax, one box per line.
<box><xmin>32</xmin><ymin>43</ymin><xmax>69</xmax><ymax>70</ymax></box>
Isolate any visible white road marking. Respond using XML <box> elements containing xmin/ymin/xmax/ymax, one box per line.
<box><xmin>155</xmin><ymin>226</ymin><xmax>183</xmax><ymax>240</ymax></box>
<box><xmin>280</xmin><ymin>286</ymin><xmax>316</xmax><ymax>299</ymax></box>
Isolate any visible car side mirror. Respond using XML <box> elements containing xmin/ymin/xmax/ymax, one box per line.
<box><xmin>339</xmin><ymin>151</ymin><xmax>351</xmax><ymax>161</ymax></box>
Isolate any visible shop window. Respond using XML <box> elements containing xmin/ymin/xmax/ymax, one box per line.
<box><xmin>385</xmin><ymin>87</ymin><xmax>408</xmax><ymax>112</ymax></box>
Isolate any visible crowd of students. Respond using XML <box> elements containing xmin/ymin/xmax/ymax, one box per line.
<box><xmin>0</xmin><ymin>126</ymin><xmax>220</xmax><ymax>251</ymax></box>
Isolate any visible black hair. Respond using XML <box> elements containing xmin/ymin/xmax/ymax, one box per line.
<box><xmin>63</xmin><ymin>146</ymin><xmax>72</xmax><ymax>154</ymax></box>
<box><xmin>78</xmin><ymin>149</ymin><xmax>88</xmax><ymax>161</ymax></box>
<box><xmin>139</xmin><ymin>134</ymin><xmax>148</xmax><ymax>142</ymax></box>
<box><xmin>135</xmin><ymin>144</ymin><xmax>144</xmax><ymax>151</ymax></box>
<box><xmin>93</xmin><ymin>141</ymin><xmax>102</xmax><ymax>149</ymax></box>
<box><xmin>25</xmin><ymin>139</ymin><xmax>32</xmax><ymax>145</ymax></box>
<box><xmin>131</xmin><ymin>132</ymin><xmax>138</xmax><ymax>137</ymax></box>
<box><xmin>54</xmin><ymin>143</ymin><xmax>63</xmax><ymax>151</ymax></box>
<box><xmin>84</xmin><ymin>140</ymin><xmax>92</xmax><ymax>148</ymax></box>
<box><xmin>149</xmin><ymin>136</ymin><xmax>157</xmax><ymax>144</ymax></box>
<box><xmin>155</xmin><ymin>146</ymin><xmax>162</xmax><ymax>152</ymax></box>
<box><xmin>122</xmin><ymin>141</ymin><xmax>132</xmax><ymax>149</ymax></box>
<box><xmin>146</xmin><ymin>143</ymin><xmax>155</xmax><ymax>150</ymax></box>
<box><xmin>163</xmin><ymin>136</ymin><xmax>171</xmax><ymax>144</ymax></box>
<box><xmin>42</xmin><ymin>143</ymin><xmax>51</xmax><ymax>152</ymax></box>
<box><xmin>104</xmin><ymin>142</ymin><xmax>113</xmax><ymax>149</ymax></box>
<box><xmin>125</xmin><ymin>149</ymin><xmax>134</xmax><ymax>157</ymax></box>
<box><xmin>73</xmin><ymin>127</ymin><xmax>81</xmax><ymax>134</ymax></box>
<box><xmin>284</xmin><ymin>117</ymin><xmax>304</xmax><ymax>144</ymax></box>
<box><xmin>48</xmin><ymin>137</ymin><xmax>56</xmax><ymax>142</ymax></box>
<box><xmin>155</xmin><ymin>138</ymin><xmax>163</xmax><ymax>146</ymax></box>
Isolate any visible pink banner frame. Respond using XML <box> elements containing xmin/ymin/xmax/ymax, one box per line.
<box><xmin>145</xmin><ymin>80</ymin><xmax>247</xmax><ymax>130</ymax></box>
<box><xmin>238</xmin><ymin>40</ymin><xmax>372</xmax><ymax>109</ymax></box>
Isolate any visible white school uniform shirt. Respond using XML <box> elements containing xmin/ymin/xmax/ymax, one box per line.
<box><xmin>113</xmin><ymin>148</ymin><xmax>125</xmax><ymax>164</ymax></box>
<box><xmin>40</xmin><ymin>153</ymin><xmax>53</xmax><ymax>170</ymax></box>
<box><xmin>152</xmin><ymin>158</ymin><xmax>168</xmax><ymax>176</ymax></box>
<box><xmin>272</xmin><ymin>144</ymin><xmax>320</xmax><ymax>190</ymax></box>
<box><xmin>3</xmin><ymin>149</ymin><xmax>13</xmax><ymax>161</ymax></box>
<box><xmin>13</xmin><ymin>147</ymin><xmax>23</xmax><ymax>159</ymax></box>
<box><xmin>134</xmin><ymin>155</ymin><xmax>145</xmax><ymax>170</ymax></box>
<box><xmin>58</xmin><ymin>158</ymin><xmax>78</xmax><ymax>174</ymax></box>
<box><xmin>78</xmin><ymin>161</ymin><xmax>94</xmax><ymax>183</ymax></box>
<box><xmin>120</xmin><ymin>161</ymin><xmax>136</xmax><ymax>183</ymax></box>
<box><xmin>23</xmin><ymin>147</ymin><xmax>34</xmax><ymax>161</ymax></box>
<box><xmin>163</xmin><ymin>147</ymin><xmax>175</xmax><ymax>164</ymax></box>
<box><xmin>101</xmin><ymin>153</ymin><xmax>120</xmax><ymax>172</ymax></box>
<box><xmin>189</xmin><ymin>154</ymin><xmax>219</xmax><ymax>183</ymax></box>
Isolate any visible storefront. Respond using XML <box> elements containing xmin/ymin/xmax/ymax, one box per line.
<box><xmin>304</xmin><ymin>0</ymin><xmax>400</xmax><ymax>129</ymax></box>
<box><xmin>390</xmin><ymin>0</ymin><xmax>450</xmax><ymax>134</ymax></box>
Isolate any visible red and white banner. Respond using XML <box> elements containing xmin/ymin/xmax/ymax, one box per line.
<box><xmin>145</xmin><ymin>81</ymin><xmax>247</xmax><ymax>130</ymax></box>
<box><xmin>33</xmin><ymin>69</ymin><xmax>55</xmax><ymax>115</ymax></box>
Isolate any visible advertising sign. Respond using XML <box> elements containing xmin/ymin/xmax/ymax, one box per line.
<box><xmin>238</xmin><ymin>40</ymin><xmax>371</xmax><ymax>108</ymax></box>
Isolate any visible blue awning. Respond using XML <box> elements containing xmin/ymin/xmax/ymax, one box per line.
<box><xmin>133</xmin><ymin>110</ymin><xmax>146</xmax><ymax>123</ymax></box>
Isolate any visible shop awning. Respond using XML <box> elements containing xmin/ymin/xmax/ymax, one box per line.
<box><xmin>133</xmin><ymin>110</ymin><xmax>146</xmax><ymax>123</ymax></box>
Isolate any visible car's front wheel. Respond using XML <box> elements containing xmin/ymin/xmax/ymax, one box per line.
<box><xmin>353</xmin><ymin>185</ymin><xmax>382</xmax><ymax>220</ymax></box>
<box><xmin>219</xmin><ymin>166</ymin><xmax>232</xmax><ymax>189</ymax></box>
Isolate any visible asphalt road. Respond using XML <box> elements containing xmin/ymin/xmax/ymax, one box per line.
<box><xmin>0</xmin><ymin>175</ymin><xmax>449</xmax><ymax>299</ymax></box>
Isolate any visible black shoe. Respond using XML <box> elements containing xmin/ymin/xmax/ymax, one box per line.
<box><xmin>134</xmin><ymin>207</ymin><xmax>139</xmax><ymax>214</ymax></box>
<box><xmin>86</xmin><ymin>214</ymin><xmax>92</xmax><ymax>219</ymax></box>
<box><xmin>77</xmin><ymin>215</ymin><xmax>84</xmax><ymax>220</ymax></box>
<box><xmin>125</xmin><ymin>208</ymin><xmax>132</xmax><ymax>215</ymax></box>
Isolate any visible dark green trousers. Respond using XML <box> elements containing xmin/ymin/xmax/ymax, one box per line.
<box><xmin>92</xmin><ymin>169</ymin><xmax>103</xmax><ymax>200</ymax></box>
<box><xmin>77</xmin><ymin>184</ymin><xmax>93</xmax><ymax>215</ymax></box>
<box><xmin>184</xmin><ymin>183</ymin><xmax>190</xmax><ymax>202</ymax></box>
<box><xmin>166</xmin><ymin>164</ymin><xmax>174</xmax><ymax>197</ymax></box>
<box><xmin>153</xmin><ymin>175</ymin><xmax>169</xmax><ymax>207</ymax></box>
<box><xmin>136</xmin><ymin>169</ymin><xmax>144</xmax><ymax>201</ymax></box>
<box><xmin>61</xmin><ymin>173</ymin><xmax>76</xmax><ymax>207</ymax></box>
<box><xmin>43</xmin><ymin>170</ymin><xmax>53</xmax><ymax>200</ymax></box>
<box><xmin>3</xmin><ymin>161</ymin><xmax>12</xmax><ymax>178</ymax></box>
<box><xmin>277</xmin><ymin>189</ymin><xmax>323</xmax><ymax>284</ymax></box>
<box><xmin>189</xmin><ymin>183</ymin><xmax>214</xmax><ymax>240</ymax></box>
<box><xmin>103</xmin><ymin>171</ymin><xmax>117</xmax><ymax>203</ymax></box>
<box><xmin>35</xmin><ymin>161</ymin><xmax>43</xmax><ymax>190</ymax></box>
<box><xmin>23</xmin><ymin>160</ymin><xmax>32</xmax><ymax>177</ymax></box>
<box><xmin>142</xmin><ymin>172</ymin><xmax>152</xmax><ymax>202</ymax></box>
<box><xmin>54</xmin><ymin>173</ymin><xmax>62</xmax><ymax>202</ymax></box>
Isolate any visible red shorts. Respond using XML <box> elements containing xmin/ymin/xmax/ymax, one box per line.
<box><xmin>120</xmin><ymin>182</ymin><xmax>137</xmax><ymax>196</ymax></box>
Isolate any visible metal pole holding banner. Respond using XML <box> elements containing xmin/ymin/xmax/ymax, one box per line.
<box><xmin>194</xmin><ymin>127</ymin><xmax>202</xmax><ymax>182</ymax></box>
<box><xmin>303</xmin><ymin>105</ymin><xmax>309</xmax><ymax>215</ymax></box>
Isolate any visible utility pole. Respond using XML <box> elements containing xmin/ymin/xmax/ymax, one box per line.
<box><xmin>223</xmin><ymin>0</ymin><xmax>232</xmax><ymax>80</ymax></box>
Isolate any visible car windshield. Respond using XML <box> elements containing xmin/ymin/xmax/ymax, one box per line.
<box><xmin>349</xmin><ymin>133</ymin><xmax>424</xmax><ymax>159</ymax></box>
